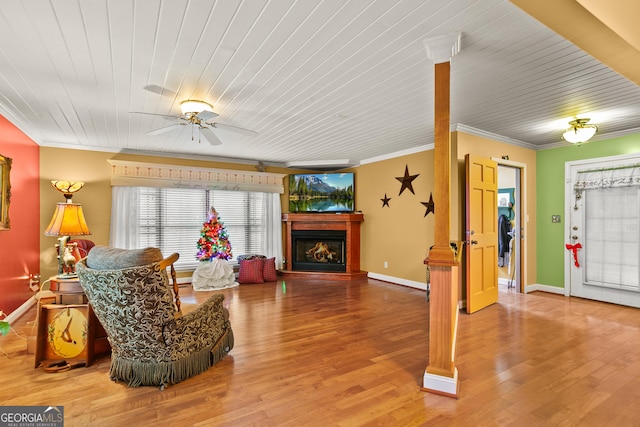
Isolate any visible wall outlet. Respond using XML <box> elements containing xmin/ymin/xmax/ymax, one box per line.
<box><xmin>384</xmin><ymin>261</ymin><xmax>388</xmax><ymax>268</ymax></box>
<box><xmin>551</xmin><ymin>215</ymin><xmax>561</xmax><ymax>223</ymax></box>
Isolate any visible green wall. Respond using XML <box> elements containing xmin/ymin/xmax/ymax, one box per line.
<box><xmin>536</xmin><ymin>134</ymin><xmax>640</xmax><ymax>287</ymax></box>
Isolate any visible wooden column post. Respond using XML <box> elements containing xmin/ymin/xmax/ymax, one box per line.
<box><xmin>422</xmin><ymin>34</ymin><xmax>461</xmax><ymax>398</ymax></box>
<box><xmin>430</xmin><ymin>61</ymin><xmax>455</xmax><ymax>264</ymax></box>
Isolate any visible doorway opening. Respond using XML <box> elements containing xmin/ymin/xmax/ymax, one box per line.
<box><xmin>497</xmin><ymin>163</ymin><xmax>522</xmax><ymax>293</ymax></box>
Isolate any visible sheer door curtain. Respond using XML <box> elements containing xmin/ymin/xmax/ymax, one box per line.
<box><xmin>575</xmin><ymin>164</ymin><xmax>640</xmax><ymax>290</ymax></box>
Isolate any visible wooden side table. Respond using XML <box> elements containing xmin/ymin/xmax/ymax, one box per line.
<box><xmin>50</xmin><ymin>276</ymin><xmax>86</xmax><ymax>304</ymax></box>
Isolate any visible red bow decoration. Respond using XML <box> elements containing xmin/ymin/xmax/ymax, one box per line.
<box><xmin>565</xmin><ymin>243</ymin><xmax>582</xmax><ymax>267</ymax></box>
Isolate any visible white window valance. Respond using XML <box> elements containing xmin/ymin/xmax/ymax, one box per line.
<box><xmin>574</xmin><ymin>163</ymin><xmax>640</xmax><ymax>190</ymax></box>
<box><xmin>107</xmin><ymin>160</ymin><xmax>285</xmax><ymax>193</ymax></box>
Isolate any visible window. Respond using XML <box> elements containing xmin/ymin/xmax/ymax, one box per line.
<box><xmin>584</xmin><ymin>186</ymin><xmax>639</xmax><ymax>290</ymax></box>
<box><xmin>108</xmin><ymin>161</ymin><xmax>284</xmax><ymax>272</ymax></box>
<box><xmin>574</xmin><ymin>161</ymin><xmax>640</xmax><ymax>292</ymax></box>
<box><xmin>135</xmin><ymin>187</ymin><xmax>266</xmax><ymax>271</ymax></box>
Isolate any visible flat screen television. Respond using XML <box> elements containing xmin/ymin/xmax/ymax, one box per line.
<box><xmin>289</xmin><ymin>172</ymin><xmax>355</xmax><ymax>213</ymax></box>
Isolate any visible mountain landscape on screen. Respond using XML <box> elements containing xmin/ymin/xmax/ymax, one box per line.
<box><xmin>288</xmin><ymin>173</ymin><xmax>354</xmax><ymax>213</ymax></box>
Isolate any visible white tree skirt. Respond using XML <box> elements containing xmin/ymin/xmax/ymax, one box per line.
<box><xmin>192</xmin><ymin>259</ymin><xmax>238</xmax><ymax>291</ymax></box>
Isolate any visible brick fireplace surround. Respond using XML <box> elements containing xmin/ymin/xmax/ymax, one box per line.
<box><xmin>281</xmin><ymin>213</ymin><xmax>367</xmax><ymax>280</ymax></box>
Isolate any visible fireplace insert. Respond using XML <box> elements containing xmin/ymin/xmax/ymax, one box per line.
<box><xmin>291</xmin><ymin>230</ymin><xmax>346</xmax><ymax>272</ymax></box>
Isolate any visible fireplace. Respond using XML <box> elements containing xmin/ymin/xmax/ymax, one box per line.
<box><xmin>292</xmin><ymin>230</ymin><xmax>346</xmax><ymax>272</ymax></box>
<box><xmin>282</xmin><ymin>213</ymin><xmax>366</xmax><ymax>280</ymax></box>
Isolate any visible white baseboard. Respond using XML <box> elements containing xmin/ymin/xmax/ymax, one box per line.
<box><xmin>177</xmin><ymin>276</ymin><xmax>192</xmax><ymax>285</ymax></box>
<box><xmin>498</xmin><ymin>278</ymin><xmax>517</xmax><ymax>286</ymax></box>
<box><xmin>5</xmin><ymin>296</ymin><xmax>37</xmax><ymax>324</ymax></box>
<box><xmin>524</xmin><ymin>283</ymin><xmax>565</xmax><ymax>295</ymax></box>
<box><xmin>367</xmin><ymin>272</ymin><xmax>426</xmax><ymax>291</ymax></box>
<box><xmin>422</xmin><ymin>368</ymin><xmax>459</xmax><ymax>398</ymax></box>
<box><xmin>368</xmin><ymin>272</ymin><xmax>467</xmax><ymax>309</ymax></box>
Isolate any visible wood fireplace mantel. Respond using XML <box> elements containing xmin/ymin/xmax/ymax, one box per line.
<box><xmin>282</xmin><ymin>213</ymin><xmax>367</xmax><ymax>280</ymax></box>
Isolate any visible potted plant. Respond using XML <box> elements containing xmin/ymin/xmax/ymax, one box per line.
<box><xmin>0</xmin><ymin>311</ymin><xmax>9</xmax><ymax>336</ymax></box>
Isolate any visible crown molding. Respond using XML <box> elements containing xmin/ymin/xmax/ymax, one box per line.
<box><xmin>359</xmin><ymin>144</ymin><xmax>435</xmax><ymax>165</ymax></box>
<box><xmin>452</xmin><ymin>124</ymin><xmax>540</xmax><ymax>150</ymax></box>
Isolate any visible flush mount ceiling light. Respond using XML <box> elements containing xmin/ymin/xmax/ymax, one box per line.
<box><xmin>562</xmin><ymin>118</ymin><xmax>598</xmax><ymax>144</ymax></box>
<box><xmin>180</xmin><ymin>100</ymin><xmax>213</xmax><ymax>117</ymax></box>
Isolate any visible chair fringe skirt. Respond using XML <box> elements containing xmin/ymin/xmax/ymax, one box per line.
<box><xmin>110</xmin><ymin>328</ymin><xmax>234</xmax><ymax>388</ymax></box>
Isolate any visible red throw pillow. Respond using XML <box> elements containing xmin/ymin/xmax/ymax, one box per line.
<box><xmin>263</xmin><ymin>257</ymin><xmax>277</xmax><ymax>282</ymax></box>
<box><xmin>238</xmin><ymin>258</ymin><xmax>264</xmax><ymax>284</ymax></box>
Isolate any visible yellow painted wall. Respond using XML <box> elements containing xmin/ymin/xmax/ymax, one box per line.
<box><xmin>356</xmin><ymin>150</ymin><xmax>435</xmax><ymax>284</ymax></box>
<box><xmin>455</xmin><ymin>132</ymin><xmax>537</xmax><ymax>286</ymax></box>
<box><xmin>40</xmin><ymin>136</ymin><xmax>536</xmax><ymax>292</ymax></box>
<box><xmin>356</xmin><ymin>130</ymin><xmax>537</xmax><ymax>295</ymax></box>
<box><xmin>40</xmin><ymin>149</ymin><xmax>112</xmax><ymax>280</ymax></box>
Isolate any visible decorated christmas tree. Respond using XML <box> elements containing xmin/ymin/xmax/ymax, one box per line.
<box><xmin>196</xmin><ymin>207</ymin><xmax>232</xmax><ymax>261</ymax></box>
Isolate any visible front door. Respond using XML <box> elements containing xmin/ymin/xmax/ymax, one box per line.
<box><xmin>465</xmin><ymin>155</ymin><xmax>499</xmax><ymax>313</ymax></box>
<box><xmin>567</xmin><ymin>154</ymin><xmax>640</xmax><ymax>308</ymax></box>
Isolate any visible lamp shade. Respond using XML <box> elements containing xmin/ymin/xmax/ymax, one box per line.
<box><xmin>44</xmin><ymin>202</ymin><xmax>91</xmax><ymax>236</ymax></box>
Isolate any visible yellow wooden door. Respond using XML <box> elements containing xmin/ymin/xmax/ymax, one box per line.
<box><xmin>465</xmin><ymin>154</ymin><xmax>498</xmax><ymax>313</ymax></box>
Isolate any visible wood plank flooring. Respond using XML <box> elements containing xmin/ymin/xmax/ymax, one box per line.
<box><xmin>1</xmin><ymin>278</ymin><xmax>640</xmax><ymax>426</ymax></box>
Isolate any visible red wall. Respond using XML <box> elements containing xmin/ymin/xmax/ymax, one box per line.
<box><xmin>0</xmin><ymin>116</ymin><xmax>40</xmax><ymax>314</ymax></box>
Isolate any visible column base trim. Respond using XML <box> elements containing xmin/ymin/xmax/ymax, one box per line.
<box><xmin>421</xmin><ymin>368</ymin><xmax>460</xmax><ymax>399</ymax></box>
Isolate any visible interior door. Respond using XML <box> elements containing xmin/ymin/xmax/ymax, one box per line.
<box><xmin>465</xmin><ymin>154</ymin><xmax>499</xmax><ymax>313</ymax></box>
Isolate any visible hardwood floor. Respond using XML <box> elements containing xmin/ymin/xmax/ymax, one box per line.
<box><xmin>1</xmin><ymin>278</ymin><xmax>640</xmax><ymax>426</ymax></box>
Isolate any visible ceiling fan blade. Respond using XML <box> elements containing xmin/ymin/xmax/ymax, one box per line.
<box><xmin>196</xmin><ymin>110</ymin><xmax>219</xmax><ymax>121</ymax></box>
<box><xmin>147</xmin><ymin>123</ymin><xmax>183</xmax><ymax>136</ymax></box>
<box><xmin>200</xmin><ymin>127</ymin><xmax>222</xmax><ymax>146</ymax></box>
<box><xmin>212</xmin><ymin>122</ymin><xmax>258</xmax><ymax>137</ymax></box>
<box><xmin>131</xmin><ymin>111</ymin><xmax>180</xmax><ymax>120</ymax></box>
<box><xmin>143</xmin><ymin>85</ymin><xmax>177</xmax><ymax>97</ymax></box>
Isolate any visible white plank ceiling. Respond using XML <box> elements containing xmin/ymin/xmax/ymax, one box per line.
<box><xmin>0</xmin><ymin>0</ymin><xmax>638</xmax><ymax>169</ymax></box>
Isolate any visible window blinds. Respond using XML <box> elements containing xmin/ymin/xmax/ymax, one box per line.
<box><xmin>137</xmin><ymin>188</ymin><xmax>265</xmax><ymax>271</ymax></box>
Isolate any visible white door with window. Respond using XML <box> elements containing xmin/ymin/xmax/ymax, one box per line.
<box><xmin>566</xmin><ymin>154</ymin><xmax>640</xmax><ymax>308</ymax></box>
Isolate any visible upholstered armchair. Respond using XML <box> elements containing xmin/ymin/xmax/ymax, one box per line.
<box><xmin>76</xmin><ymin>246</ymin><xmax>234</xmax><ymax>389</ymax></box>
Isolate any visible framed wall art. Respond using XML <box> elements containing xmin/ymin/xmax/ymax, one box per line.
<box><xmin>0</xmin><ymin>153</ymin><xmax>11</xmax><ymax>230</ymax></box>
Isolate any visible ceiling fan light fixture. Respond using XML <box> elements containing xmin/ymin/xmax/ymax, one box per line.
<box><xmin>562</xmin><ymin>118</ymin><xmax>598</xmax><ymax>144</ymax></box>
<box><xmin>180</xmin><ymin>100</ymin><xmax>213</xmax><ymax>117</ymax></box>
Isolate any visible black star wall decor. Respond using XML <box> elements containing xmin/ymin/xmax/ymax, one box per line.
<box><xmin>395</xmin><ymin>165</ymin><xmax>419</xmax><ymax>195</ymax></box>
<box><xmin>421</xmin><ymin>192</ymin><xmax>435</xmax><ymax>217</ymax></box>
<box><xmin>381</xmin><ymin>193</ymin><xmax>391</xmax><ymax>207</ymax></box>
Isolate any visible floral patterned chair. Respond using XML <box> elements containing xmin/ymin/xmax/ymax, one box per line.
<box><xmin>76</xmin><ymin>246</ymin><xmax>234</xmax><ymax>389</ymax></box>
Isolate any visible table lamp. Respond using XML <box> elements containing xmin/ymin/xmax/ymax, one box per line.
<box><xmin>44</xmin><ymin>180</ymin><xmax>91</xmax><ymax>278</ymax></box>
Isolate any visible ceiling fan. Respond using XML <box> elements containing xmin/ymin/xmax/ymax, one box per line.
<box><xmin>135</xmin><ymin>96</ymin><xmax>257</xmax><ymax>146</ymax></box>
